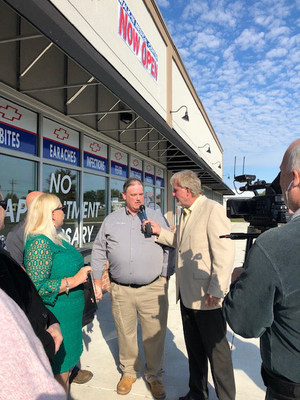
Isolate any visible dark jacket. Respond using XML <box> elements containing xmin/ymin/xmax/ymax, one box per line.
<box><xmin>0</xmin><ymin>247</ymin><xmax>58</xmax><ymax>362</ymax></box>
<box><xmin>223</xmin><ymin>216</ymin><xmax>300</xmax><ymax>383</ymax></box>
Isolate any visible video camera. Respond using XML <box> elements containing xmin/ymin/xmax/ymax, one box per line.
<box><xmin>226</xmin><ymin>172</ymin><xmax>288</xmax><ymax>231</ymax></box>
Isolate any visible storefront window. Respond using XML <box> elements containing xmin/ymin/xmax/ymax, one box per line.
<box><xmin>83</xmin><ymin>173</ymin><xmax>107</xmax><ymax>244</ymax></box>
<box><xmin>213</xmin><ymin>192</ymin><xmax>222</xmax><ymax>204</ymax></box>
<box><xmin>155</xmin><ymin>188</ymin><xmax>164</xmax><ymax>213</ymax></box>
<box><xmin>111</xmin><ymin>178</ymin><xmax>125</xmax><ymax>212</ymax></box>
<box><xmin>144</xmin><ymin>185</ymin><xmax>154</xmax><ymax>208</ymax></box>
<box><xmin>43</xmin><ymin>165</ymin><xmax>80</xmax><ymax>246</ymax></box>
<box><xmin>0</xmin><ymin>154</ymin><xmax>37</xmax><ymax>236</ymax></box>
<box><xmin>203</xmin><ymin>187</ymin><xmax>212</xmax><ymax>199</ymax></box>
<box><xmin>173</xmin><ymin>196</ymin><xmax>182</xmax><ymax>226</ymax></box>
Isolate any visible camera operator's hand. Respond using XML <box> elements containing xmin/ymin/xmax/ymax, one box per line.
<box><xmin>231</xmin><ymin>267</ymin><xmax>245</xmax><ymax>283</ymax></box>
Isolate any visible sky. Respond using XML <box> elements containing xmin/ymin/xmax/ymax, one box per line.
<box><xmin>156</xmin><ymin>0</ymin><xmax>300</xmax><ymax>188</ymax></box>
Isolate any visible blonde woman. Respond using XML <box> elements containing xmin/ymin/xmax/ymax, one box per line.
<box><xmin>24</xmin><ymin>193</ymin><xmax>92</xmax><ymax>395</ymax></box>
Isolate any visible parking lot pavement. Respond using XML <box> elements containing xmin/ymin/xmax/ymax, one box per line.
<box><xmin>71</xmin><ymin>222</ymin><xmax>265</xmax><ymax>400</ymax></box>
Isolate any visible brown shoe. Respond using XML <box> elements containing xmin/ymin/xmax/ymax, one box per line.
<box><xmin>147</xmin><ymin>380</ymin><xmax>166</xmax><ymax>399</ymax></box>
<box><xmin>71</xmin><ymin>369</ymin><xmax>93</xmax><ymax>384</ymax></box>
<box><xmin>117</xmin><ymin>375</ymin><xmax>136</xmax><ymax>395</ymax></box>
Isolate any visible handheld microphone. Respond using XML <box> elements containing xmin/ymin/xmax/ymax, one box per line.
<box><xmin>139</xmin><ymin>204</ymin><xmax>152</xmax><ymax>237</ymax></box>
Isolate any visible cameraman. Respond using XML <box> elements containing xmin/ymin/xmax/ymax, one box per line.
<box><xmin>223</xmin><ymin>138</ymin><xmax>300</xmax><ymax>400</ymax></box>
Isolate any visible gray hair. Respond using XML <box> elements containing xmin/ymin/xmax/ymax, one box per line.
<box><xmin>170</xmin><ymin>170</ymin><xmax>203</xmax><ymax>196</ymax></box>
<box><xmin>286</xmin><ymin>143</ymin><xmax>300</xmax><ymax>172</ymax></box>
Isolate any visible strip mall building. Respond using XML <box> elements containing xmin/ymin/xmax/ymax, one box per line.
<box><xmin>0</xmin><ymin>0</ymin><xmax>233</xmax><ymax>251</ymax></box>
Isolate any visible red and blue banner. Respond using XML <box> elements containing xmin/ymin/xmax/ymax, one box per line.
<box><xmin>0</xmin><ymin>97</ymin><xmax>37</xmax><ymax>155</ymax></box>
<box><xmin>43</xmin><ymin>118</ymin><xmax>79</xmax><ymax>166</ymax></box>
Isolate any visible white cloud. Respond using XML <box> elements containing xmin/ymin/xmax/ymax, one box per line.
<box><xmin>266</xmin><ymin>47</ymin><xmax>288</xmax><ymax>58</ymax></box>
<box><xmin>235</xmin><ymin>28</ymin><xmax>265</xmax><ymax>51</ymax></box>
<box><xmin>156</xmin><ymin>0</ymin><xmax>170</xmax><ymax>8</ymax></box>
<box><xmin>192</xmin><ymin>32</ymin><xmax>221</xmax><ymax>51</ymax></box>
<box><xmin>266</xmin><ymin>26</ymin><xmax>290</xmax><ymax>40</ymax></box>
<box><xmin>182</xmin><ymin>0</ymin><xmax>242</xmax><ymax>28</ymax></box>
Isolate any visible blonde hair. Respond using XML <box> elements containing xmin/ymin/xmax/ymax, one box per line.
<box><xmin>24</xmin><ymin>193</ymin><xmax>64</xmax><ymax>245</ymax></box>
<box><xmin>170</xmin><ymin>170</ymin><xmax>203</xmax><ymax>196</ymax></box>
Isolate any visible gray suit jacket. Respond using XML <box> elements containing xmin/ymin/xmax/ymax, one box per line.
<box><xmin>157</xmin><ymin>196</ymin><xmax>235</xmax><ymax>310</ymax></box>
<box><xmin>6</xmin><ymin>219</ymin><xmax>25</xmax><ymax>266</ymax></box>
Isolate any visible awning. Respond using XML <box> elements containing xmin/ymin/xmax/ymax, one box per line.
<box><xmin>2</xmin><ymin>0</ymin><xmax>234</xmax><ymax>194</ymax></box>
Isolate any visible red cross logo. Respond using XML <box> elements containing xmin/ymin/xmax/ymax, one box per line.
<box><xmin>115</xmin><ymin>152</ymin><xmax>122</xmax><ymax>161</ymax></box>
<box><xmin>53</xmin><ymin>128</ymin><xmax>69</xmax><ymax>141</ymax></box>
<box><xmin>0</xmin><ymin>105</ymin><xmax>22</xmax><ymax>121</ymax></box>
<box><xmin>90</xmin><ymin>142</ymin><xmax>101</xmax><ymax>152</ymax></box>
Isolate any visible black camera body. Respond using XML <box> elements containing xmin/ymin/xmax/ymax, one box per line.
<box><xmin>227</xmin><ymin>173</ymin><xmax>287</xmax><ymax>231</ymax></box>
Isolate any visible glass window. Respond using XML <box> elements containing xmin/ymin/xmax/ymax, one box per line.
<box><xmin>43</xmin><ymin>165</ymin><xmax>80</xmax><ymax>246</ymax></box>
<box><xmin>203</xmin><ymin>187</ymin><xmax>212</xmax><ymax>199</ymax></box>
<box><xmin>173</xmin><ymin>197</ymin><xmax>182</xmax><ymax>226</ymax></box>
<box><xmin>155</xmin><ymin>188</ymin><xmax>164</xmax><ymax>213</ymax></box>
<box><xmin>213</xmin><ymin>192</ymin><xmax>223</xmax><ymax>204</ymax></box>
<box><xmin>144</xmin><ymin>185</ymin><xmax>154</xmax><ymax>208</ymax></box>
<box><xmin>0</xmin><ymin>154</ymin><xmax>37</xmax><ymax>236</ymax></box>
<box><xmin>83</xmin><ymin>173</ymin><xmax>107</xmax><ymax>244</ymax></box>
<box><xmin>111</xmin><ymin>178</ymin><xmax>125</xmax><ymax>212</ymax></box>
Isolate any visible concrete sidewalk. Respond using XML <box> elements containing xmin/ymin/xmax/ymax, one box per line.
<box><xmin>71</xmin><ymin>222</ymin><xmax>265</xmax><ymax>400</ymax></box>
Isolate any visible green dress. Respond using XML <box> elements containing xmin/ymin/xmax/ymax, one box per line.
<box><xmin>24</xmin><ymin>234</ymin><xmax>84</xmax><ymax>375</ymax></box>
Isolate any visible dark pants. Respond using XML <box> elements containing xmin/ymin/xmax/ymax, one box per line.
<box><xmin>180</xmin><ymin>301</ymin><xmax>235</xmax><ymax>400</ymax></box>
<box><xmin>262</xmin><ymin>365</ymin><xmax>300</xmax><ymax>400</ymax></box>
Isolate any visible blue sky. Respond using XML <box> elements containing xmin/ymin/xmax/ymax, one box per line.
<box><xmin>157</xmin><ymin>0</ymin><xmax>300</xmax><ymax>188</ymax></box>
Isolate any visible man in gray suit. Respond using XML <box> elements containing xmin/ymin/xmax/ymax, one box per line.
<box><xmin>6</xmin><ymin>191</ymin><xmax>42</xmax><ymax>266</ymax></box>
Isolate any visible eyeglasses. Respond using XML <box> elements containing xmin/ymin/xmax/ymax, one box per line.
<box><xmin>53</xmin><ymin>205</ymin><xmax>67</xmax><ymax>213</ymax></box>
<box><xmin>0</xmin><ymin>200</ymin><xmax>7</xmax><ymax>210</ymax></box>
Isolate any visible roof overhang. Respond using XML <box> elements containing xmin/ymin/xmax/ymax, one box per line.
<box><xmin>3</xmin><ymin>0</ymin><xmax>234</xmax><ymax>195</ymax></box>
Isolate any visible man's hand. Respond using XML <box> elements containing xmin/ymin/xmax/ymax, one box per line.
<box><xmin>94</xmin><ymin>279</ymin><xmax>103</xmax><ymax>301</ymax></box>
<box><xmin>205</xmin><ymin>294</ymin><xmax>221</xmax><ymax>308</ymax></box>
<box><xmin>231</xmin><ymin>267</ymin><xmax>245</xmax><ymax>283</ymax></box>
<box><xmin>142</xmin><ymin>219</ymin><xmax>161</xmax><ymax>235</ymax></box>
<box><xmin>46</xmin><ymin>322</ymin><xmax>63</xmax><ymax>354</ymax></box>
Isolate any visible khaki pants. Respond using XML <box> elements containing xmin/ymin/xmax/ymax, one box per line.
<box><xmin>110</xmin><ymin>277</ymin><xmax>168</xmax><ymax>381</ymax></box>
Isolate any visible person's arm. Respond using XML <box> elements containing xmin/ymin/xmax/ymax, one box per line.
<box><xmin>153</xmin><ymin>211</ymin><xmax>174</xmax><ymax>279</ymax></box>
<box><xmin>46</xmin><ymin>322</ymin><xmax>63</xmax><ymax>354</ymax></box>
<box><xmin>24</xmin><ymin>237</ymin><xmax>92</xmax><ymax>305</ymax></box>
<box><xmin>145</xmin><ymin>217</ymin><xmax>177</xmax><ymax>248</ymax></box>
<box><xmin>223</xmin><ymin>241</ymin><xmax>278</xmax><ymax>338</ymax></box>
<box><xmin>206</xmin><ymin>204</ymin><xmax>235</xmax><ymax>305</ymax></box>
<box><xmin>91</xmin><ymin>221</ymin><xmax>110</xmax><ymax>300</ymax></box>
<box><xmin>24</xmin><ymin>238</ymin><xmax>61</xmax><ymax>305</ymax></box>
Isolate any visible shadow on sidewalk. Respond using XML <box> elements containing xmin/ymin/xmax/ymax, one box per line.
<box><xmin>228</xmin><ymin>332</ymin><xmax>265</xmax><ymax>391</ymax></box>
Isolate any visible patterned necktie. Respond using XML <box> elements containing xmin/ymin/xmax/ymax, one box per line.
<box><xmin>180</xmin><ymin>208</ymin><xmax>191</xmax><ymax>237</ymax></box>
<box><xmin>183</xmin><ymin>208</ymin><xmax>191</xmax><ymax>224</ymax></box>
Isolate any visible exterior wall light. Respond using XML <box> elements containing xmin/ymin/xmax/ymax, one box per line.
<box><xmin>170</xmin><ymin>105</ymin><xmax>189</xmax><ymax>121</ymax></box>
<box><xmin>198</xmin><ymin>143</ymin><xmax>211</xmax><ymax>153</ymax></box>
